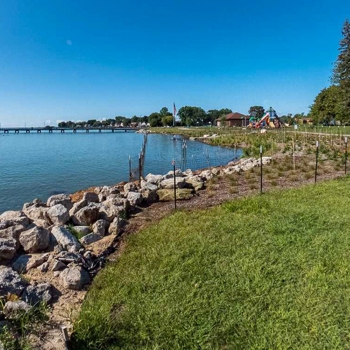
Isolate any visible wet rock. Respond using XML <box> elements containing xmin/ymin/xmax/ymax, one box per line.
<box><xmin>60</xmin><ymin>266</ymin><xmax>90</xmax><ymax>290</ymax></box>
<box><xmin>51</xmin><ymin>226</ymin><xmax>81</xmax><ymax>252</ymax></box>
<box><xmin>92</xmin><ymin>220</ymin><xmax>109</xmax><ymax>236</ymax></box>
<box><xmin>72</xmin><ymin>204</ymin><xmax>99</xmax><ymax>226</ymax></box>
<box><xmin>19</xmin><ymin>226</ymin><xmax>50</xmax><ymax>253</ymax></box>
<box><xmin>46</xmin><ymin>204</ymin><xmax>70</xmax><ymax>226</ymax></box>
<box><xmin>0</xmin><ymin>267</ymin><xmax>28</xmax><ymax>296</ymax></box>
<box><xmin>0</xmin><ymin>238</ymin><xmax>17</xmax><ymax>260</ymax></box>
<box><xmin>46</xmin><ymin>194</ymin><xmax>73</xmax><ymax>210</ymax></box>
<box><xmin>22</xmin><ymin>283</ymin><xmax>52</xmax><ymax>305</ymax></box>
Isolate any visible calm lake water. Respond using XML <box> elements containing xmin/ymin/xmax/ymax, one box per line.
<box><xmin>0</xmin><ymin>131</ymin><xmax>241</xmax><ymax>213</ymax></box>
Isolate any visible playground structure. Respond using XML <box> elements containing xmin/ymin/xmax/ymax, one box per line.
<box><xmin>248</xmin><ymin>107</ymin><xmax>285</xmax><ymax>129</ymax></box>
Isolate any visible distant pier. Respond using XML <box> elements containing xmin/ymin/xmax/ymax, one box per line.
<box><xmin>0</xmin><ymin>126</ymin><xmax>138</xmax><ymax>134</ymax></box>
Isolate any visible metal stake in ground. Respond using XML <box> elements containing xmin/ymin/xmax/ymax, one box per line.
<box><xmin>260</xmin><ymin>145</ymin><xmax>263</xmax><ymax>194</ymax></box>
<box><xmin>345</xmin><ymin>137</ymin><xmax>348</xmax><ymax>174</ymax></box>
<box><xmin>172</xmin><ymin>159</ymin><xmax>177</xmax><ymax>210</ymax></box>
<box><xmin>315</xmin><ymin>141</ymin><xmax>319</xmax><ymax>183</ymax></box>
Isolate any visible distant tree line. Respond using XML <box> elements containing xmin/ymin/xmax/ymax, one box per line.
<box><xmin>57</xmin><ymin>104</ymin><xmax>310</xmax><ymax>128</ymax></box>
<box><xmin>309</xmin><ymin>19</ymin><xmax>350</xmax><ymax>125</ymax></box>
<box><xmin>57</xmin><ymin>107</ymin><xmax>236</xmax><ymax>128</ymax></box>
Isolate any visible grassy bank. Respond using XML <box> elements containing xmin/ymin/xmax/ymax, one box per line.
<box><xmin>72</xmin><ymin>177</ymin><xmax>350</xmax><ymax>349</ymax></box>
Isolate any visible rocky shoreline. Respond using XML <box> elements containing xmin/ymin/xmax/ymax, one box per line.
<box><xmin>0</xmin><ymin>156</ymin><xmax>271</xmax><ymax>349</ymax></box>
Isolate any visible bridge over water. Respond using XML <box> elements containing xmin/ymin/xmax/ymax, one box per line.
<box><xmin>0</xmin><ymin>126</ymin><xmax>138</xmax><ymax>134</ymax></box>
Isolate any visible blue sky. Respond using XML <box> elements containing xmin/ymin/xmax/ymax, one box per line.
<box><xmin>0</xmin><ymin>0</ymin><xmax>349</xmax><ymax>126</ymax></box>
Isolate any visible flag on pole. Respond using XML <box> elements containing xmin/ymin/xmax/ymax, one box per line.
<box><xmin>173</xmin><ymin>103</ymin><xmax>177</xmax><ymax>116</ymax></box>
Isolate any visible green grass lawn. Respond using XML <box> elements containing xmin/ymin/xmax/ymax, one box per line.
<box><xmin>72</xmin><ymin>177</ymin><xmax>350</xmax><ymax>350</ymax></box>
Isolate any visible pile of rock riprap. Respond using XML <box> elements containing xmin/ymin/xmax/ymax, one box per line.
<box><xmin>0</xmin><ymin>156</ymin><xmax>271</xmax><ymax>321</ymax></box>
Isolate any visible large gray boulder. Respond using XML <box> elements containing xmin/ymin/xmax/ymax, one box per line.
<box><xmin>12</xmin><ymin>253</ymin><xmax>50</xmax><ymax>273</ymax></box>
<box><xmin>141</xmin><ymin>189</ymin><xmax>159</xmax><ymax>203</ymax></box>
<box><xmin>145</xmin><ymin>173</ymin><xmax>163</xmax><ymax>184</ymax></box>
<box><xmin>60</xmin><ymin>266</ymin><xmax>90</xmax><ymax>290</ymax></box>
<box><xmin>0</xmin><ymin>211</ymin><xmax>30</xmax><ymax>227</ymax></box>
<box><xmin>22</xmin><ymin>201</ymin><xmax>48</xmax><ymax>221</ymax></box>
<box><xmin>160</xmin><ymin>177</ymin><xmax>187</xmax><ymax>189</ymax></box>
<box><xmin>157</xmin><ymin>188</ymin><xmax>194</xmax><ymax>201</ymax></box>
<box><xmin>0</xmin><ymin>238</ymin><xmax>17</xmax><ymax>260</ymax></box>
<box><xmin>22</xmin><ymin>283</ymin><xmax>52</xmax><ymax>305</ymax></box>
<box><xmin>140</xmin><ymin>180</ymin><xmax>158</xmax><ymax>192</ymax></box>
<box><xmin>80</xmin><ymin>233</ymin><xmax>103</xmax><ymax>245</ymax></box>
<box><xmin>0</xmin><ymin>225</ymin><xmax>26</xmax><ymax>247</ymax></box>
<box><xmin>92</xmin><ymin>220</ymin><xmax>109</xmax><ymax>236</ymax></box>
<box><xmin>0</xmin><ymin>267</ymin><xmax>28</xmax><ymax>296</ymax></box>
<box><xmin>46</xmin><ymin>194</ymin><xmax>73</xmax><ymax>210</ymax></box>
<box><xmin>46</xmin><ymin>204</ymin><xmax>70</xmax><ymax>225</ymax></box>
<box><xmin>163</xmin><ymin>169</ymin><xmax>183</xmax><ymax>179</ymax></box>
<box><xmin>127</xmin><ymin>192</ymin><xmax>142</xmax><ymax>206</ymax></box>
<box><xmin>123</xmin><ymin>182</ymin><xmax>138</xmax><ymax>194</ymax></box>
<box><xmin>108</xmin><ymin>217</ymin><xmax>125</xmax><ymax>235</ymax></box>
<box><xmin>51</xmin><ymin>226</ymin><xmax>81</xmax><ymax>252</ymax></box>
<box><xmin>69</xmin><ymin>199</ymin><xmax>87</xmax><ymax>217</ymax></box>
<box><xmin>185</xmin><ymin>177</ymin><xmax>205</xmax><ymax>191</ymax></box>
<box><xmin>19</xmin><ymin>226</ymin><xmax>50</xmax><ymax>253</ymax></box>
<box><xmin>72</xmin><ymin>204</ymin><xmax>99</xmax><ymax>226</ymax></box>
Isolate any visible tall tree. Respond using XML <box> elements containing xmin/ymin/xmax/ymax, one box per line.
<box><xmin>248</xmin><ymin>106</ymin><xmax>265</xmax><ymax>119</ymax></box>
<box><xmin>207</xmin><ymin>108</ymin><xmax>232</xmax><ymax>124</ymax></box>
<box><xmin>309</xmin><ymin>85</ymin><xmax>343</xmax><ymax>124</ymax></box>
<box><xmin>178</xmin><ymin>106</ymin><xmax>207</xmax><ymax>126</ymax></box>
<box><xmin>148</xmin><ymin>112</ymin><xmax>162</xmax><ymax>127</ymax></box>
<box><xmin>332</xmin><ymin>19</ymin><xmax>350</xmax><ymax>120</ymax></box>
<box><xmin>159</xmin><ymin>107</ymin><xmax>172</xmax><ymax>117</ymax></box>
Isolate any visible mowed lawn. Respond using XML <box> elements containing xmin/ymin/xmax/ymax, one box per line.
<box><xmin>72</xmin><ymin>177</ymin><xmax>350</xmax><ymax>350</ymax></box>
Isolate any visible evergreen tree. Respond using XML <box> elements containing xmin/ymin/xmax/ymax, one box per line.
<box><xmin>332</xmin><ymin>19</ymin><xmax>350</xmax><ymax>120</ymax></box>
